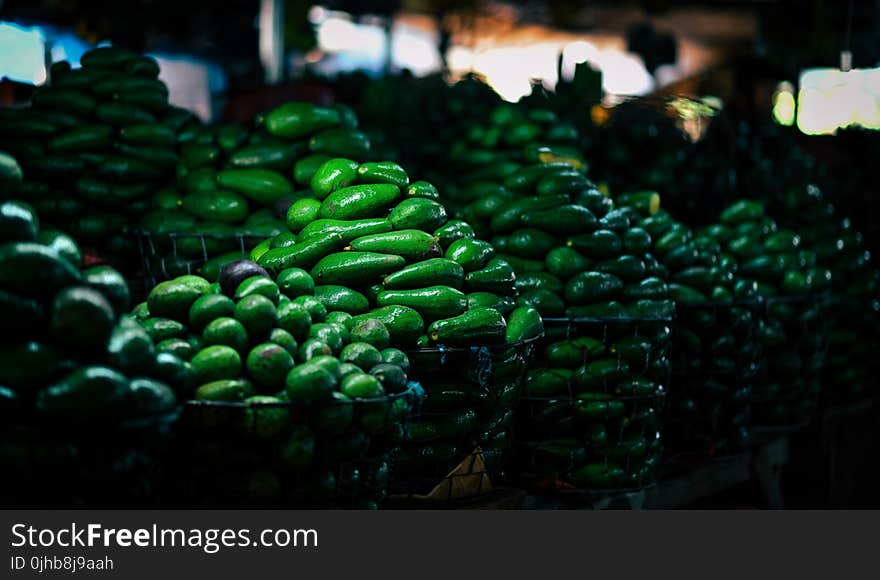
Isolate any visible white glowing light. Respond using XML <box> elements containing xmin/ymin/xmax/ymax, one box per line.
<box><xmin>309</xmin><ymin>5</ymin><xmax>328</xmax><ymax>24</ymax></box>
<box><xmin>561</xmin><ymin>40</ymin><xmax>599</xmax><ymax>81</ymax></box>
<box><xmin>445</xmin><ymin>42</ymin><xmax>563</xmax><ymax>102</ymax></box>
<box><xmin>445</xmin><ymin>40</ymin><xmax>654</xmax><ymax>102</ymax></box>
<box><xmin>391</xmin><ymin>23</ymin><xmax>441</xmax><ymax>75</ymax></box>
<box><xmin>594</xmin><ymin>49</ymin><xmax>653</xmax><ymax>96</ymax></box>
<box><xmin>318</xmin><ymin>17</ymin><xmax>385</xmax><ymax>54</ymax></box>
<box><xmin>446</xmin><ymin>46</ymin><xmax>474</xmax><ymax>71</ymax></box>
<box><xmin>0</xmin><ymin>22</ymin><xmax>47</xmax><ymax>85</ymax></box>
<box><xmin>153</xmin><ymin>55</ymin><xmax>216</xmax><ymax>121</ymax></box>
<box><xmin>773</xmin><ymin>81</ymin><xmax>796</xmax><ymax>126</ymax></box>
<box><xmin>315</xmin><ymin>14</ymin><xmax>442</xmax><ymax>76</ymax></box>
<box><xmin>797</xmin><ymin>67</ymin><xmax>880</xmax><ymax>134</ymax></box>
<box><xmin>50</xmin><ymin>45</ymin><xmax>68</xmax><ymax>67</ymax></box>
<box><xmin>473</xmin><ymin>43</ymin><xmax>561</xmax><ymax>101</ymax></box>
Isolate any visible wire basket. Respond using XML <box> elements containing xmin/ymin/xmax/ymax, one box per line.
<box><xmin>820</xmin><ymin>294</ymin><xmax>879</xmax><ymax>407</ymax></box>
<box><xmin>0</xmin><ymin>410</ymin><xmax>180</xmax><ymax>507</ymax></box>
<box><xmin>130</xmin><ymin>229</ymin><xmax>275</xmax><ymax>290</ymax></box>
<box><xmin>665</xmin><ymin>299</ymin><xmax>763</xmax><ymax>457</ymax></box>
<box><xmin>516</xmin><ymin>315</ymin><xmax>672</xmax><ymax>494</ymax></box>
<box><xmin>389</xmin><ymin>337</ymin><xmax>541</xmax><ymax>501</ymax></box>
<box><xmin>165</xmin><ymin>385</ymin><xmax>420</xmax><ymax>508</ymax></box>
<box><xmin>751</xmin><ymin>292</ymin><xmax>830</xmax><ymax>429</ymax></box>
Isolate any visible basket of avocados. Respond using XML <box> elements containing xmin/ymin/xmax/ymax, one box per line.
<box><xmin>730</xmin><ymin>131</ymin><xmax>878</xmax><ymax>408</ymax></box>
<box><xmin>702</xmin><ymin>200</ymin><xmax>831</xmax><ymax>429</ymax></box>
<box><xmin>516</xmin><ymin>314</ymin><xmax>671</xmax><ymax>494</ymax></box>
<box><xmin>612</xmin><ymin>194</ymin><xmax>763</xmax><ymax>457</ymax></box>
<box><xmin>0</xmin><ymin>171</ymin><xmax>183</xmax><ymax>506</ymax></box>
<box><xmin>390</xmin><ymin>335</ymin><xmax>541</xmax><ymax>499</ymax></box>
<box><xmin>5</xmin><ymin>47</ymin><xmax>191</xmax><ymax>270</ymax></box>
<box><xmin>750</xmin><ymin>292</ymin><xmax>829</xmax><ymax>429</ymax></box>
<box><xmin>130</xmin><ymin>100</ymin><xmax>374</xmax><ymax>286</ymax></box>
<box><xmin>246</xmin><ymin>149</ymin><xmax>547</xmax><ymax>501</ymax></box>
<box><xmin>134</xmin><ymin>261</ymin><xmax>420</xmax><ymax>507</ymax></box>
<box><xmin>445</xmin><ymin>105</ymin><xmax>673</xmax><ymax>492</ymax></box>
<box><xmin>171</xmin><ymin>384</ymin><xmax>419</xmax><ymax>508</ymax></box>
<box><xmin>666</xmin><ymin>299</ymin><xmax>762</xmax><ymax>456</ymax></box>
<box><xmin>776</xmin><ymin>188</ymin><xmax>877</xmax><ymax>408</ymax></box>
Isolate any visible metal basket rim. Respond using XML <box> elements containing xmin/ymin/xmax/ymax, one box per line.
<box><xmin>673</xmin><ymin>297</ymin><xmax>765</xmax><ymax>310</ymax></box>
<box><xmin>3</xmin><ymin>407</ymin><xmax>182</xmax><ymax>432</ymax></box>
<box><xmin>519</xmin><ymin>390</ymin><xmax>666</xmax><ymax>403</ymax></box>
<box><xmin>402</xmin><ymin>334</ymin><xmax>543</xmax><ymax>355</ymax></box>
<box><xmin>542</xmin><ymin>315</ymin><xmax>674</xmax><ymax>325</ymax></box>
<box><xmin>762</xmin><ymin>290</ymin><xmax>831</xmax><ymax>305</ymax></box>
<box><xmin>184</xmin><ymin>381</ymin><xmax>421</xmax><ymax>409</ymax></box>
<box><xmin>127</xmin><ymin>229</ymin><xmax>278</xmax><ymax>240</ymax></box>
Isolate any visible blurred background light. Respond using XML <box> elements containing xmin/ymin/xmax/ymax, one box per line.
<box><xmin>773</xmin><ymin>81</ymin><xmax>796</xmax><ymax>126</ymax></box>
<box><xmin>305</xmin><ymin>7</ymin><xmax>661</xmax><ymax>102</ymax></box>
<box><xmin>390</xmin><ymin>21</ymin><xmax>442</xmax><ymax>76</ymax></box>
<box><xmin>594</xmin><ymin>49</ymin><xmax>654</xmax><ymax>96</ymax></box>
<box><xmin>561</xmin><ymin>40</ymin><xmax>599</xmax><ymax>81</ymax></box>
<box><xmin>0</xmin><ymin>21</ymin><xmax>47</xmax><ymax>85</ymax></box>
<box><xmin>448</xmin><ymin>41</ymin><xmax>652</xmax><ymax>102</ymax></box>
<box><xmin>153</xmin><ymin>53</ymin><xmax>226</xmax><ymax>121</ymax></box>
<box><xmin>798</xmin><ymin>67</ymin><xmax>880</xmax><ymax>135</ymax></box>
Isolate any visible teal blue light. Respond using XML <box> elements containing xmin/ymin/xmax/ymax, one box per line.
<box><xmin>0</xmin><ymin>22</ymin><xmax>47</xmax><ymax>85</ymax></box>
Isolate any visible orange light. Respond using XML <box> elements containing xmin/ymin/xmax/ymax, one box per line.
<box><xmin>591</xmin><ymin>104</ymin><xmax>611</xmax><ymax>126</ymax></box>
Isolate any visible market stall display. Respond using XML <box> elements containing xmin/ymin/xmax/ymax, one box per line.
<box><xmin>700</xmin><ymin>200</ymin><xmax>831</xmax><ymax>426</ymax></box>
<box><xmin>0</xmin><ymin>46</ymin><xmax>190</xmax><ymax>263</ymax></box>
<box><xmin>256</xmin><ymin>150</ymin><xmax>544</xmax><ymax>496</ymax></box>
<box><xmin>134</xmin><ymin>101</ymin><xmax>372</xmax><ymax>285</ymax></box>
<box><xmin>589</xmin><ymin>111</ymin><xmax>878</xmax><ymax>411</ymax></box>
<box><xmin>134</xmin><ymin>264</ymin><xmax>416</xmax><ymax>507</ymax></box>
<box><xmin>770</xmin><ymin>182</ymin><xmax>877</xmax><ymax>406</ymax></box>
<box><xmin>0</xmin><ymin>19</ymin><xmax>876</xmax><ymax>510</ymax></box>
<box><xmin>449</xmin><ymin>106</ymin><xmax>671</xmax><ymax>491</ymax></box>
<box><xmin>700</xmin><ymin>123</ymin><xmax>879</xmax><ymax>408</ymax></box>
<box><xmin>0</xmin><ymin>154</ymin><xmax>180</xmax><ymax>505</ymax></box>
<box><xmin>616</xmin><ymin>197</ymin><xmax>760</xmax><ymax>455</ymax></box>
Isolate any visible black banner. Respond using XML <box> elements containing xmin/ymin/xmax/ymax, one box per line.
<box><xmin>0</xmin><ymin>510</ymin><xmax>874</xmax><ymax>578</ymax></box>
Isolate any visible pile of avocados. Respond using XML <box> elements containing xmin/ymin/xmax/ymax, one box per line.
<box><xmin>765</xmin><ymin>180</ymin><xmax>878</xmax><ymax>406</ymax></box>
<box><xmin>445</xmin><ymin>105</ymin><xmax>672</xmax><ymax>489</ymax></box>
<box><xmin>133</xmin><ymin>258</ymin><xmax>415</xmax><ymax>507</ymax></box>
<box><xmin>616</xmin><ymin>195</ymin><xmax>761</xmax><ymax>455</ymax></box>
<box><xmin>699</xmin><ymin>200</ymin><xmax>831</xmax><ymax>426</ymax></box>
<box><xmin>3</xmin><ymin>46</ymin><xmax>880</xmax><ymax>506</ymax></box>
<box><xmin>586</xmin><ymin>110</ymin><xmax>878</xmax><ymax>411</ymax></box>
<box><xmin>0</xmin><ymin>46</ymin><xmax>190</xmax><ymax>253</ymax></box>
<box><xmin>139</xmin><ymin>99</ymin><xmax>546</xmax><ymax>493</ymax></box>
<box><xmin>252</xmin><ymin>140</ymin><xmax>545</xmax><ymax>489</ymax></box>
<box><xmin>138</xmin><ymin>101</ymin><xmax>373</xmax><ymax>280</ymax></box>
<box><xmin>0</xmin><ymin>154</ymin><xmax>179</xmax><ymax>504</ymax></box>
<box><xmin>0</xmin><ymin>163</ymin><xmax>178</xmax><ymax>422</ymax></box>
